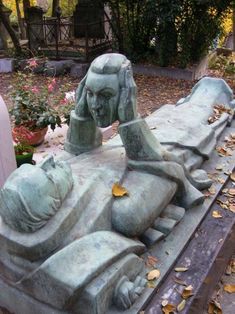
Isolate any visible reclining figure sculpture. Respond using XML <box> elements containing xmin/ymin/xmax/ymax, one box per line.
<box><xmin>0</xmin><ymin>53</ymin><xmax>234</xmax><ymax>314</ymax></box>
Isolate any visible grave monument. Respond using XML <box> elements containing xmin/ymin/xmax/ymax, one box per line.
<box><xmin>0</xmin><ymin>54</ymin><xmax>234</xmax><ymax>314</ymax></box>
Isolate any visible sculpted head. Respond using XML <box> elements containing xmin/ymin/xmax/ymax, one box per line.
<box><xmin>0</xmin><ymin>156</ymin><xmax>73</xmax><ymax>233</ymax></box>
<box><xmin>75</xmin><ymin>53</ymin><xmax>137</xmax><ymax>127</ymax></box>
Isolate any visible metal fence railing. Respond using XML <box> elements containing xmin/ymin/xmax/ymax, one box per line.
<box><xmin>26</xmin><ymin>17</ymin><xmax>114</xmax><ymax>61</ymax></box>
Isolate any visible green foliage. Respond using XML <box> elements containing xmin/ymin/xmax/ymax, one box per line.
<box><xmin>9</xmin><ymin>61</ymin><xmax>62</xmax><ymax>131</ymax></box>
<box><xmin>14</xmin><ymin>142</ymin><xmax>34</xmax><ymax>155</ymax></box>
<box><xmin>102</xmin><ymin>0</ymin><xmax>232</xmax><ymax>67</ymax></box>
<box><xmin>208</xmin><ymin>52</ymin><xmax>235</xmax><ymax>77</ymax></box>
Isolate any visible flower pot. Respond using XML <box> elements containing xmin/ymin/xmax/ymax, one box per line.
<box><xmin>15</xmin><ymin>152</ymin><xmax>34</xmax><ymax>168</ymax></box>
<box><xmin>12</xmin><ymin>126</ymin><xmax>48</xmax><ymax>146</ymax></box>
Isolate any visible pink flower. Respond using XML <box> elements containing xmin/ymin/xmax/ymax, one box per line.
<box><xmin>28</xmin><ymin>59</ymin><xmax>37</xmax><ymax>68</ymax></box>
<box><xmin>48</xmin><ymin>83</ymin><xmax>54</xmax><ymax>92</ymax></box>
<box><xmin>60</xmin><ymin>98</ymin><xmax>69</xmax><ymax>105</ymax></box>
<box><xmin>51</xmin><ymin>78</ymin><xmax>56</xmax><ymax>85</ymax></box>
<box><xmin>31</xmin><ymin>87</ymin><xmax>39</xmax><ymax>93</ymax></box>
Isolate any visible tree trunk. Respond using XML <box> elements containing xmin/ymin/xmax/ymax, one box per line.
<box><xmin>0</xmin><ymin>1</ymin><xmax>22</xmax><ymax>54</ymax></box>
<box><xmin>15</xmin><ymin>0</ymin><xmax>26</xmax><ymax>39</ymax></box>
<box><xmin>23</xmin><ymin>0</ymin><xmax>30</xmax><ymax>20</ymax></box>
<box><xmin>52</xmin><ymin>0</ymin><xmax>60</xmax><ymax>17</ymax></box>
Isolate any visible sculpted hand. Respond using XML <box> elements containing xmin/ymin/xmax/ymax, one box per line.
<box><xmin>118</xmin><ymin>69</ymin><xmax>138</xmax><ymax>124</ymax></box>
<box><xmin>75</xmin><ymin>75</ymin><xmax>92</xmax><ymax>119</ymax></box>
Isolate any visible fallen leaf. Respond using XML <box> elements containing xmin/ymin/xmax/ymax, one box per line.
<box><xmin>146</xmin><ymin>255</ymin><xmax>158</xmax><ymax>267</ymax></box>
<box><xmin>231</xmin><ymin>259</ymin><xmax>235</xmax><ymax>273</ymax></box>
<box><xmin>208</xmin><ymin>186</ymin><xmax>216</xmax><ymax>195</ymax></box>
<box><xmin>147</xmin><ymin>281</ymin><xmax>156</xmax><ymax>288</ymax></box>
<box><xmin>175</xmin><ymin>267</ymin><xmax>188</xmax><ymax>272</ymax></box>
<box><xmin>182</xmin><ymin>285</ymin><xmax>194</xmax><ymax>299</ymax></box>
<box><xmin>162</xmin><ymin>302</ymin><xmax>176</xmax><ymax>314</ymax></box>
<box><xmin>208</xmin><ymin>300</ymin><xmax>222</xmax><ymax>314</ymax></box>
<box><xmin>217</xmin><ymin>177</ymin><xmax>225</xmax><ymax>184</ymax></box>
<box><xmin>147</xmin><ymin>269</ymin><xmax>161</xmax><ymax>280</ymax></box>
<box><xmin>215</xmin><ymin>165</ymin><xmax>224</xmax><ymax>171</ymax></box>
<box><xmin>174</xmin><ymin>277</ymin><xmax>187</xmax><ymax>286</ymax></box>
<box><xmin>224</xmin><ymin>284</ymin><xmax>235</xmax><ymax>293</ymax></box>
<box><xmin>228</xmin><ymin>188</ymin><xmax>235</xmax><ymax>196</ymax></box>
<box><xmin>162</xmin><ymin>300</ymin><xmax>169</xmax><ymax>307</ymax></box>
<box><xmin>230</xmin><ymin>172</ymin><xmax>235</xmax><ymax>182</ymax></box>
<box><xmin>177</xmin><ymin>299</ymin><xmax>186</xmax><ymax>312</ymax></box>
<box><xmin>212</xmin><ymin>210</ymin><xmax>223</xmax><ymax>218</ymax></box>
<box><xmin>112</xmin><ymin>183</ymin><xmax>129</xmax><ymax>197</ymax></box>
<box><xmin>229</xmin><ymin>204</ymin><xmax>235</xmax><ymax>213</ymax></box>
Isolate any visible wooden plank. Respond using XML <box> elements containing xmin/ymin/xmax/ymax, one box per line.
<box><xmin>143</xmin><ymin>177</ymin><xmax>235</xmax><ymax>314</ymax></box>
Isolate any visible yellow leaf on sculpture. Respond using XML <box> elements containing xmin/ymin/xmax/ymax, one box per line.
<box><xmin>177</xmin><ymin>299</ymin><xmax>186</xmax><ymax>312</ymax></box>
<box><xmin>112</xmin><ymin>183</ymin><xmax>129</xmax><ymax>197</ymax></box>
<box><xmin>174</xmin><ymin>267</ymin><xmax>188</xmax><ymax>272</ymax></box>
<box><xmin>212</xmin><ymin>210</ymin><xmax>223</xmax><ymax>218</ymax></box>
<box><xmin>147</xmin><ymin>269</ymin><xmax>161</xmax><ymax>281</ymax></box>
<box><xmin>224</xmin><ymin>284</ymin><xmax>235</xmax><ymax>293</ymax></box>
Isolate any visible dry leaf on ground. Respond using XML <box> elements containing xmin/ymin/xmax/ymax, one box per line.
<box><xmin>177</xmin><ymin>299</ymin><xmax>186</xmax><ymax>312</ymax></box>
<box><xmin>146</xmin><ymin>255</ymin><xmax>158</xmax><ymax>267</ymax></box>
<box><xmin>161</xmin><ymin>301</ymin><xmax>176</xmax><ymax>314</ymax></box>
<box><xmin>208</xmin><ymin>300</ymin><xmax>222</xmax><ymax>314</ymax></box>
<box><xmin>224</xmin><ymin>284</ymin><xmax>235</xmax><ymax>293</ymax></box>
<box><xmin>229</xmin><ymin>204</ymin><xmax>235</xmax><ymax>213</ymax></box>
<box><xmin>112</xmin><ymin>183</ymin><xmax>129</xmax><ymax>197</ymax></box>
<box><xmin>182</xmin><ymin>285</ymin><xmax>194</xmax><ymax>299</ymax></box>
<box><xmin>147</xmin><ymin>269</ymin><xmax>161</xmax><ymax>280</ymax></box>
<box><xmin>174</xmin><ymin>277</ymin><xmax>187</xmax><ymax>286</ymax></box>
<box><xmin>212</xmin><ymin>210</ymin><xmax>223</xmax><ymax>218</ymax></box>
<box><xmin>230</xmin><ymin>172</ymin><xmax>235</xmax><ymax>181</ymax></box>
<box><xmin>228</xmin><ymin>188</ymin><xmax>235</xmax><ymax>196</ymax></box>
<box><xmin>208</xmin><ymin>186</ymin><xmax>216</xmax><ymax>195</ymax></box>
<box><xmin>174</xmin><ymin>267</ymin><xmax>188</xmax><ymax>272</ymax></box>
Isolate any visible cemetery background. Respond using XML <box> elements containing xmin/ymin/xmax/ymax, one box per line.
<box><xmin>0</xmin><ymin>1</ymin><xmax>235</xmax><ymax>314</ymax></box>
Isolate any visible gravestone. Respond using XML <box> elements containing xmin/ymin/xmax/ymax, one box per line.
<box><xmin>0</xmin><ymin>96</ymin><xmax>16</xmax><ymax>187</ymax></box>
<box><xmin>73</xmin><ymin>0</ymin><xmax>105</xmax><ymax>38</ymax></box>
<box><xmin>26</xmin><ymin>6</ymin><xmax>44</xmax><ymax>51</ymax></box>
<box><xmin>0</xmin><ymin>54</ymin><xmax>234</xmax><ymax>314</ymax></box>
<box><xmin>0</xmin><ymin>4</ymin><xmax>12</xmax><ymax>50</ymax></box>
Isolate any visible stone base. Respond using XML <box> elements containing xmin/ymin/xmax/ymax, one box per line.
<box><xmin>0</xmin><ymin>58</ymin><xmax>14</xmax><ymax>73</ymax></box>
<box><xmin>133</xmin><ymin>55</ymin><xmax>208</xmax><ymax>81</ymax></box>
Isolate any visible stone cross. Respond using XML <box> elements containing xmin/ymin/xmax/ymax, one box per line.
<box><xmin>0</xmin><ymin>96</ymin><xmax>16</xmax><ymax>187</ymax></box>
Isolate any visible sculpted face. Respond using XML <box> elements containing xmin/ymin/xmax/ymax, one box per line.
<box><xmin>85</xmin><ymin>71</ymin><xmax>120</xmax><ymax>128</ymax></box>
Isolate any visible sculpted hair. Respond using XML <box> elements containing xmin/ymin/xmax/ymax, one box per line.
<box><xmin>75</xmin><ymin>53</ymin><xmax>137</xmax><ymax>121</ymax></box>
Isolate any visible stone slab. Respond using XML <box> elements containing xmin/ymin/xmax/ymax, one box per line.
<box><xmin>133</xmin><ymin>55</ymin><xmax>208</xmax><ymax>81</ymax></box>
<box><xmin>0</xmin><ymin>58</ymin><xmax>14</xmax><ymax>73</ymax></box>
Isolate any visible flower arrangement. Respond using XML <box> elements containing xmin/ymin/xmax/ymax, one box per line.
<box><xmin>9</xmin><ymin>59</ymin><xmax>62</xmax><ymax>132</ymax></box>
<box><xmin>13</xmin><ymin>126</ymin><xmax>35</xmax><ymax>167</ymax></box>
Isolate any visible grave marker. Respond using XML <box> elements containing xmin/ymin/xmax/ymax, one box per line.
<box><xmin>0</xmin><ymin>96</ymin><xmax>16</xmax><ymax>187</ymax></box>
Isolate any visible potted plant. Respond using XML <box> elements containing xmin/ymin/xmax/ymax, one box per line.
<box><xmin>9</xmin><ymin>59</ymin><xmax>62</xmax><ymax>146</ymax></box>
<box><xmin>13</xmin><ymin>126</ymin><xmax>35</xmax><ymax>167</ymax></box>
